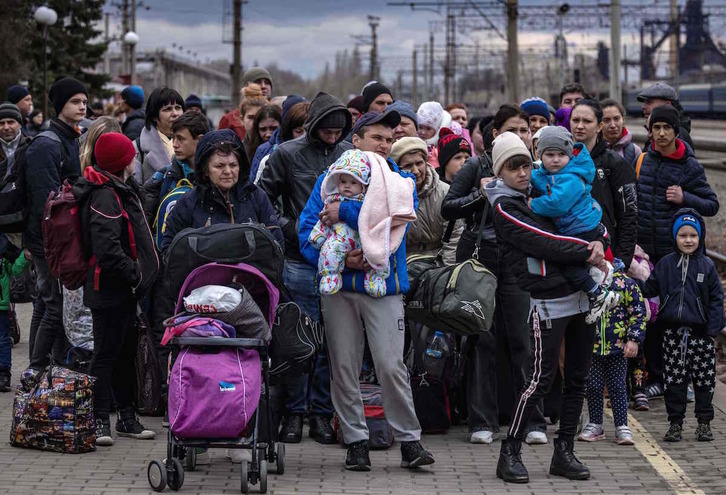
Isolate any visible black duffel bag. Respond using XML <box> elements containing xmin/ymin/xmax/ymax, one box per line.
<box><xmin>269</xmin><ymin>300</ymin><xmax>324</xmax><ymax>378</ymax></box>
<box><xmin>404</xmin><ymin>203</ymin><xmax>497</xmax><ymax>336</ymax></box>
<box><xmin>164</xmin><ymin>223</ymin><xmax>284</xmax><ymax>297</ymax></box>
<box><xmin>10</xmin><ymin>263</ymin><xmax>37</xmax><ymax>304</ymax></box>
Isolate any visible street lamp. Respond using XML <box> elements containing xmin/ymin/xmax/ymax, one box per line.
<box><xmin>124</xmin><ymin>31</ymin><xmax>139</xmax><ymax>85</ymax></box>
<box><xmin>34</xmin><ymin>5</ymin><xmax>58</xmax><ymax>119</ymax></box>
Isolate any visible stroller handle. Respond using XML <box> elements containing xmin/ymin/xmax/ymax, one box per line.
<box><xmin>170</xmin><ymin>337</ymin><xmax>267</xmax><ymax>349</ymax></box>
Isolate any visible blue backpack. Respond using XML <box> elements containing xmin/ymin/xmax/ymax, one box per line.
<box><xmin>153</xmin><ymin>177</ymin><xmax>193</xmax><ymax>250</ymax></box>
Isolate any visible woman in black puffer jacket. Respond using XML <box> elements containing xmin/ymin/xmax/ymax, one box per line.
<box><xmin>73</xmin><ymin>132</ymin><xmax>159</xmax><ymax>447</ymax></box>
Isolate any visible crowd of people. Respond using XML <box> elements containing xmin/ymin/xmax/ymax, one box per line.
<box><xmin>0</xmin><ymin>69</ymin><xmax>723</xmax><ymax>481</ymax></box>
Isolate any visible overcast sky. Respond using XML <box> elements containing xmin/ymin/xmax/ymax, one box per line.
<box><xmin>116</xmin><ymin>0</ymin><xmax>726</xmax><ymax>81</ymax></box>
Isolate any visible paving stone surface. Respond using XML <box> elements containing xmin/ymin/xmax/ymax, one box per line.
<box><xmin>1</xmin><ymin>303</ymin><xmax>724</xmax><ymax>494</ymax></box>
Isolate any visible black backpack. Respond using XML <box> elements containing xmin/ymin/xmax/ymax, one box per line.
<box><xmin>0</xmin><ymin>131</ymin><xmax>64</xmax><ymax>233</ymax></box>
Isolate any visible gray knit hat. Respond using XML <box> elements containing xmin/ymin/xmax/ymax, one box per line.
<box><xmin>242</xmin><ymin>67</ymin><xmax>273</xmax><ymax>88</ymax></box>
<box><xmin>0</xmin><ymin>102</ymin><xmax>22</xmax><ymax>124</ymax></box>
<box><xmin>536</xmin><ymin>125</ymin><xmax>574</xmax><ymax>159</ymax></box>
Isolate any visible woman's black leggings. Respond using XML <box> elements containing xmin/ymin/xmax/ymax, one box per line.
<box><xmin>507</xmin><ymin>310</ymin><xmax>596</xmax><ymax>441</ymax></box>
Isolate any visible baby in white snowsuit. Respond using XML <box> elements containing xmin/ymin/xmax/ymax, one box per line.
<box><xmin>309</xmin><ymin>150</ymin><xmax>388</xmax><ymax>297</ymax></box>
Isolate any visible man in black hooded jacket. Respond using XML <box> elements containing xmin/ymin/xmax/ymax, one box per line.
<box><xmin>259</xmin><ymin>92</ymin><xmax>353</xmax><ymax>445</ymax></box>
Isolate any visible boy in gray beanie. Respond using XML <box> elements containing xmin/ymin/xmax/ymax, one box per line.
<box><xmin>530</xmin><ymin>126</ymin><xmax>620</xmax><ymax>323</ymax></box>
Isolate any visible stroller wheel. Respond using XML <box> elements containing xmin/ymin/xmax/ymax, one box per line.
<box><xmin>240</xmin><ymin>460</ymin><xmax>249</xmax><ymax>494</ymax></box>
<box><xmin>168</xmin><ymin>458</ymin><xmax>184</xmax><ymax>491</ymax></box>
<box><xmin>275</xmin><ymin>443</ymin><xmax>285</xmax><ymax>475</ymax></box>
<box><xmin>259</xmin><ymin>460</ymin><xmax>268</xmax><ymax>493</ymax></box>
<box><xmin>148</xmin><ymin>460</ymin><xmax>167</xmax><ymax>492</ymax></box>
<box><xmin>185</xmin><ymin>447</ymin><xmax>197</xmax><ymax>471</ymax></box>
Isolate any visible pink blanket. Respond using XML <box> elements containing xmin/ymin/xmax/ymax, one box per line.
<box><xmin>359</xmin><ymin>152</ymin><xmax>417</xmax><ymax>271</ymax></box>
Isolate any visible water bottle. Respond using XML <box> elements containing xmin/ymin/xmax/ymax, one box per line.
<box><xmin>423</xmin><ymin>331</ymin><xmax>449</xmax><ymax>378</ymax></box>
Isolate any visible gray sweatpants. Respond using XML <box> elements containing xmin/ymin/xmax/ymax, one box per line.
<box><xmin>321</xmin><ymin>292</ymin><xmax>421</xmax><ymax>444</ymax></box>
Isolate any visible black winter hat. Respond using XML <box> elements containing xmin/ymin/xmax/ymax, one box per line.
<box><xmin>0</xmin><ymin>102</ymin><xmax>22</xmax><ymax>124</ymax></box>
<box><xmin>316</xmin><ymin>109</ymin><xmax>349</xmax><ymax>130</ymax></box>
<box><xmin>648</xmin><ymin>105</ymin><xmax>679</xmax><ymax>135</ymax></box>
<box><xmin>437</xmin><ymin>128</ymin><xmax>471</xmax><ymax>174</ymax></box>
<box><xmin>49</xmin><ymin>77</ymin><xmax>88</xmax><ymax>116</ymax></box>
<box><xmin>362</xmin><ymin>83</ymin><xmax>392</xmax><ymax>112</ymax></box>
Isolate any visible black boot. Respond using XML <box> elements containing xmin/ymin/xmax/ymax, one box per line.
<box><xmin>549</xmin><ymin>437</ymin><xmax>590</xmax><ymax>480</ymax></box>
<box><xmin>496</xmin><ymin>438</ymin><xmax>529</xmax><ymax>483</ymax></box>
<box><xmin>279</xmin><ymin>415</ymin><xmax>303</xmax><ymax>443</ymax></box>
<box><xmin>0</xmin><ymin>370</ymin><xmax>10</xmax><ymax>392</ymax></box>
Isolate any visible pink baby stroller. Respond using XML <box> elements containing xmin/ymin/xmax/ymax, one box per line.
<box><xmin>147</xmin><ymin>262</ymin><xmax>284</xmax><ymax>494</ymax></box>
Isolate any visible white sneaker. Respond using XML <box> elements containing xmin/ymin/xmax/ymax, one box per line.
<box><xmin>469</xmin><ymin>430</ymin><xmax>494</xmax><ymax>444</ymax></box>
<box><xmin>524</xmin><ymin>430</ymin><xmax>548</xmax><ymax>445</ymax></box>
<box><xmin>226</xmin><ymin>449</ymin><xmax>252</xmax><ymax>463</ymax></box>
<box><xmin>585</xmin><ymin>289</ymin><xmax>621</xmax><ymax>324</ymax></box>
<box><xmin>615</xmin><ymin>425</ymin><xmax>634</xmax><ymax>445</ymax></box>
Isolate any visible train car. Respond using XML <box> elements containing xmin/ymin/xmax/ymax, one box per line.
<box><xmin>712</xmin><ymin>83</ymin><xmax>726</xmax><ymax>118</ymax></box>
<box><xmin>624</xmin><ymin>88</ymin><xmax>641</xmax><ymax>116</ymax></box>
<box><xmin>679</xmin><ymin>84</ymin><xmax>712</xmax><ymax>116</ymax></box>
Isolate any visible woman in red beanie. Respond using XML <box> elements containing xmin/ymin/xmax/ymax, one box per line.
<box><xmin>73</xmin><ymin>132</ymin><xmax>159</xmax><ymax>447</ymax></box>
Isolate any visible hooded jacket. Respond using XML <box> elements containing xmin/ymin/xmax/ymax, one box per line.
<box><xmin>73</xmin><ymin>167</ymin><xmax>159</xmax><ymax>308</ymax></box>
<box><xmin>407</xmin><ymin>164</ymin><xmax>462</xmax><ymax>265</ymax></box>
<box><xmin>298</xmin><ymin>157</ymin><xmax>417</xmax><ymax>296</ymax></box>
<box><xmin>530</xmin><ymin>144</ymin><xmax>602</xmax><ymax>236</ymax></box>
<box><xmin>485</xmin><ymin>178</ymin><xmax>604</xmax><ymax>302</ymax></box>
<box><xmin>643</xmin><ymin>209</ymin><xmax>724</xmax><ymax>337</ymax></box>
<box><xmin>23</xmin><ymin>118</ymin><xmax>82</xmax><ymax>257</ymax></box>
<box><xmin>218</xmin><ymin>108</ymin><xmax>246</xmax><ymax>142</ymax></box>
<box><xmin>258</xmin><ymin>92</ymin><xmax>353</xmax><ymax>261</ymax></box>
<box><xmin>636</xmin><ymin>139</ymin><xmax>719</xmax><ymax>262</ymax></box>
<box><xmin>593</xmin><ymin>263</ymin><xmax>647</xmax><ymax>357</ymax></box>
<box><xmin>440</xmin><ymin>153</ymin><xmax>497</xmax><ymax>244</ymax></box>
<box><xmin>589</xmin><ymin>138</ymin><xmax>638</xmax><ymax>267</ymax></box>
<box><xmin>607</xmin><ymin>127</ymin><xmax>641</xmax><ymax>165</ymax></box>
<box><xmin>122</xmin><ymin>108</ymin><xmax>145</xmax><ymax>141</ymax></box>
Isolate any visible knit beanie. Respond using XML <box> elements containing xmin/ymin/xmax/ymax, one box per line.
<box><xmin>321</xmin><ymin>149</ymin><xmax>371</xmax><ymax>197</ymax></box>
<box><xmin>362</xmin><ymin>83</ymin><xmax>392</xmax><ymax>111</ymax></box>
<box><xmin>554</xmin><ymin>106</ymin><xmax>572</xmax><ymax>131</ymax></box>
<box><xmin>388</xmin><ymin>100</ymin><xmax>418</xmax><ymax>128</ymax></box>
<box><xmin>536</xmin><ymin>125</ymin><xmax>574</xmax><ymax>159</ymax></box>
<box><xmin>49</xmin><ymin>77</ymin><xmax>88</xmax><ymax>116</ymax></box>
<box><xmin>184</xmin><ymin>94</ymin><xmax>203</xmax><ymax>109</ymax></box>
<box><xmin>242</xmin><ymin>67</ymin><xmax>273</xmax><ymax>88</ymax></box>
<box><xmin>437</xmin><ymin>128</ymin><xmax>471</xmax><ymax>171</ymax></box>
<box><xmin>7</xmin><ymin>85</ymin><xmax>29</xmax><ymax>104</ymax></box>
<box><xmin>0</xmin><ymin>102</ymin><xmax>23</xmax><ymax>125</ymax></box>
<box><xmin>672</xmin><ymin>212</ymin><xmax>701</xmax><ymax>241</ymax></box>
<box><xmin>94</xmin><ymin>132</ymin><xmax>136</xmax><ymax>175</ymax></box>
<box><xmin>121</xmin><ymin>85</ymin><xmax>144</xmax><ymax>110</ymax></box>
<box><xmin>491</xmin><ymin>131</ymin><xmax>531</xmax><ymax>176</ymax></box>
<box><xmin>648</xmin><ymin>105</ymin><xmax>680</xmax><ymax>135</ymax></box>
<box><xmin>316</xmin><ymin>109</ymin><xmax>349</xmax><ymax>130</ymax></box>
<box><xmin>390</xmin><ymin>136</ymin><xmax>428</xmax><ymax>164</ymax></box>
<box><xmin>416</xmin><ymin>101</ymin><xmax>444</xmax><ymax>129</ymax></box>
<box><xmin>520</xmin><ymin>97</ymin><xmax>550</xmax><ymax>122</ymax></box>
<box><xmin>282</xmin><ymin>95</ymin><xmax>306</xmax><ymax>119</ymax></box>
<box><xmin>347</xmin><ymin>95</ymin><xmax>365</xmax><ymax>114</ymax></box>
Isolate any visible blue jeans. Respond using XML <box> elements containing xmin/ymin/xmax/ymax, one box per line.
<box><xmin>0</xmin><ymin>311</ymin><xmax>11</xmax><ymax>372</ymax></box>
<box><xmin>282</xmin><ymin>260</ymin><xmax>334</xmax><ymax>417</ymax></box>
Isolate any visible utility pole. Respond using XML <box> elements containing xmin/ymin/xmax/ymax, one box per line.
<box><xmin>429</xmin><ymin>30</ymin><xmax>434</xmax><ymax>100</ymax></box>
<box><xmin>232</xmin><ymin>0</ymin><xmax>243</xmax><ymax>107</ymax></box>
<box><xmin>368</xmin><ymin>15</ymin><xmax>381</xmax><ymax>81</ymax></box>
<box><xmin>444</xmin><ymin>6</ymin><xmax>454</xmax><ymax>104</ymax></box>
<box><xmin>506</xmin><ymin>0</ymin><xmax>519</xmax><ymax>103</ymax></box>
<box><xmin>104</xmin><ymin>13</ymin><xmax>110</xmax><ymax>75</ymax></box>
<box><xmin>669</xmin><ymin>0</ymin><xmax>678</xmax><ymax>81</ymax></box>
<box><xmin>609</xmin><ymin>0</ymin><xmax>621</xmax><ymax>100</ymax></box>
<box><xmin>130</xmin><ymin>0</ymin><xmax>137</xmax><ymax>84</ymax></box>
<box><xmin>122</xmin><ymin>0</ymin><xmax>129</xmax><ymax>76</ymax></box>
<box><xmin>412</xmin><ymin>48</ymin><xmax>418</xmax><ymax>107</ymax></box>
<box><xmin>422</xmin><ymin>43</ymin><xmax>428</xmax><ymax>101</ymax></box>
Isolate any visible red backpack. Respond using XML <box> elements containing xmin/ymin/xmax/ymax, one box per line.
<box><xmin>43</xmin><ymin>180</ymin><xmax>135</xmax><ymax>290</ymax></box>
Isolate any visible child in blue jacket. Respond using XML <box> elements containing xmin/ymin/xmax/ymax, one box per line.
<box><xmin>529</xmin><ymin>126</ymin><xmax>619</xmax><ymax>323</ymax></box>
<box><xmin>580</xmin><ymin>260</ymin><xmax>647</xmax><ymax>445</ymax></box>
<box><xmin>643</xmin><ymin>209</ymin><xmax>725</xmax><ymax>442</ymax></box>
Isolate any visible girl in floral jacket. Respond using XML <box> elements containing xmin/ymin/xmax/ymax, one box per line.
<box><xmin>579</xmin><ymin>260</ymin><xmax>647</xmax><ymax>445</ymax></box>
